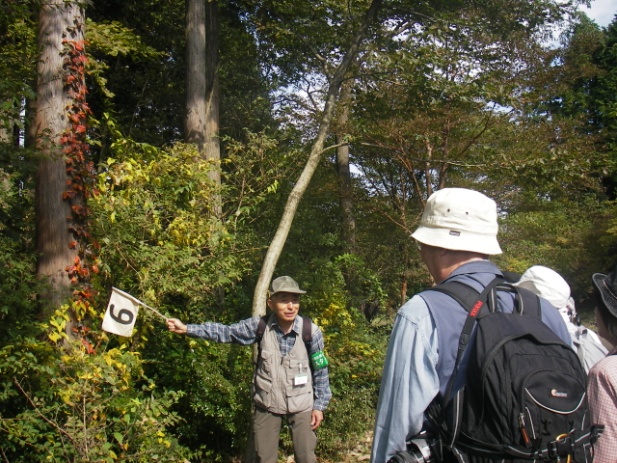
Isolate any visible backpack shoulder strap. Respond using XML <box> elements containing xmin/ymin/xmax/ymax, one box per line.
<box><xmin>431</xmin><ymin>277</ymin><xmax>503</xmax><ymax>405</ymax></box>
<box><xmin>255</xmin><ymin>314</ymin><xmax>270</xmax><ymax>345</ymax></box>
<box><xmin>427</xmin><ymin>276</ymin><xmax>502</xmax><ymax>446</ymax></box>
<box><xmin>431</xmin><ymin>280</ymin><xmax>487</xmax><ymax>316</ymax></box>
<box><xmin>300</xmin><ymin>316</ymin><xmax>315</xmax><ymax>374</ymax></box>
<box><xmin>301</xmin><ymin>315</ymin><xmax>312</xmax><ymax>354</ymax></box>
<box><xmin>254</xmin><ymin>314</ymin><xmax>270</xmax><ymax>366</ymax></box>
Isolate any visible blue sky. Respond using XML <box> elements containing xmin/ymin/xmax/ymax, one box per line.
<box><xmin>581</xmin><ymin>0</ymin><xmax>617</xmax><ymax>27</ymax></box>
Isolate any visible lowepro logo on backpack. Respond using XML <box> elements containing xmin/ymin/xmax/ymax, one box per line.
<box><xmin>549</xmin><ymin>389</ymin><xmax>568</xmax><ymax>398</ymax></box>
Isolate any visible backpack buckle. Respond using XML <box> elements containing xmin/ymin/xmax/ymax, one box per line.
<box><xmin>591</xmin><ymin>424</ymin><xmax>604</xmax><ymax>444</ymax></box>
<box><xmin>547</xmin><ymin>434</ymin><xmax>573</xmax><ymax>460</ymax></box>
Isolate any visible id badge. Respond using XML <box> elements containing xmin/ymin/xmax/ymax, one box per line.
<box><xmin>294</xmin><ymin>373</ymin><xmax>308</xmax><ymax>386</ymax></box>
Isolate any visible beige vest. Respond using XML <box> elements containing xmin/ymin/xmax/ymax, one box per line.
<box><xmin>253</xmin><ymin>316</ymin><xmax>314</xmax><ymax>414</ymax></box>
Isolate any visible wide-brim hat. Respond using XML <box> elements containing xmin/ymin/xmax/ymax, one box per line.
<box><xmin>592</xmin><ymin>268</ymin><xmax>617</xmax><ymax>318</ymax></box>
<box><xmin>411</xmin><ymin>188</ymin><xmax>502</xmax><ymax>255</ymax></box>
<box><xmin>514</xmin><ymin>265</ymin><xmax>570</xmax><ymax>309</ymax></box>
<box><xmin>269</xmin><ymin>276</ymin><xmax>306</xmax><ymax>295</ymax></box>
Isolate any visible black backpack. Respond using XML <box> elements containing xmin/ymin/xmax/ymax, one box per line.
<box><xmin>428</xmin><ymin>277</ymin><xmax>602</xmax><ymax>463</ymax></box>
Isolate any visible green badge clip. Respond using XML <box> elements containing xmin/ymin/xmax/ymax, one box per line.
<box><xmin>310</xmin><ymin>351</ymin><xmax>329</xmax><ymax>370</ymax></box>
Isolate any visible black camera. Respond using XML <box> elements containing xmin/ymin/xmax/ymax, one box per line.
<box><xmin>387</xmin><ymin>435</ymin><xmax>440</xmax><ymax>463</ymax></box>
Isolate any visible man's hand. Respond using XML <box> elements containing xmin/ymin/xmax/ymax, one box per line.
<box><xmin>166</xmin><ymin>318</ymin><xmax>188</xmax><ymax>334</ymax></box>
<box><xmin>311</xmin><ymin>410</ymin><xmax>324</xmax><ymax>430</ymax></box>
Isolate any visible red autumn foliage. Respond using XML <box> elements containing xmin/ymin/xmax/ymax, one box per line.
<box><xmin>61</xmin><ymin>38</ymin><xmax>101</xmax><ymax>346</ymax></box>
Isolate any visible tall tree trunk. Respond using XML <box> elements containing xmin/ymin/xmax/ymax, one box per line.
<box><xmin>186</xmin><ymin>0</ymin><xmax>221</xmax><ymax>200</ymax></box>
<box><xmin>185</xmin><ymin>0</ymin><xmax>207</xmax><ymax>150</ymax></box>
<box><xmin>186</xmin><ymin>0</ymin><xmax>224</xmax><ymax>315</ymax></box>
<box><xmin>251</xmin><ymin>0</ymin><xmax>383</xmax><ymax>316</ymax></box>
<box><xmin>336</xmin><ymin>82</ymin><xmax>356</xmax><ymax>254</ymax></box>
<box><xmin>335</xmin><ymin>81</ymin><xmax>358</xmax><ymax>301</ymax></box>
<box><xmin>205</xmin><ymin>0</ymin><xmax>221</xmax><ymax>187</ymax></box>
<box><xmin>33</xmin><ymin>0</ymin><xmax>83</xmax><ymax>317</ymax></box>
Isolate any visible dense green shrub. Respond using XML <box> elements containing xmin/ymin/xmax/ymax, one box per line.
<box><xmin>0</xmin><ymin>337</ymin><xmax>189</xmax><ymax>462</ymax></box>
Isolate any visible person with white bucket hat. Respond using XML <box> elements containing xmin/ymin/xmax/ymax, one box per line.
<box><xmin>371</xmin><ymin>188</ymin><xmax>571</xmax><ymax>463</ymax></box>
<box><xmin>514</xmin><ymin>265</ymin><xmax>607</xmax><ymax>372</ymax></box>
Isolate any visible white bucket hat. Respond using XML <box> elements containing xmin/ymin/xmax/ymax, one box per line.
<box><xmin>515</xmin><ymin>265</ymin><xmax>570</xmax><ymax>309</ymax></box>
<box><xmin>411</xmin><ymin>188</ymin><xmax>502</xmax><ymax>255</ymax></box>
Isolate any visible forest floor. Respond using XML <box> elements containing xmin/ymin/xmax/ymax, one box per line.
<box><xmin>273</xmin><ymin>431</ymin><xmax>373</xmax><ymax>463</ymax></box>
<box><xmin>230</xmin><ymin>431</ymin><xmax>373</xmax><ymax>463</ymax></box>
<box><xmin>329</xmin><ymin>432</ymin><xmax>372</xmax><ymax>462</ymax></box>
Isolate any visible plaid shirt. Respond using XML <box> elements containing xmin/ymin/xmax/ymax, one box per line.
<box><xmin>588</xmin><ymin>347</ymin><xmax>617</xmax><ymax>463</ymax></box>
<box><xmin>187</xmin><ymin>315</ymin><xmax>332</xmax><ymax>411</ymax></box>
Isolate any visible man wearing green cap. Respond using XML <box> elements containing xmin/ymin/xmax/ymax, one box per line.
<box><xmin>166</xmin><ymin>276</ymin><xmax>331</xmax><ymax>463</ymax></box>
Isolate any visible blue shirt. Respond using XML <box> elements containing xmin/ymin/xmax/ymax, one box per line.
<box><xmin>370</xmin><ymin>261</ymin><xmax>572</xmax><ymax>463</ymax></box>
<box><xmin>371</xmin><ymin>294</ymin><xmax>439</xmax><ymax>463</ymax></box>
<box><xmin>186</xmin><ymin>315</ymin><xmax>332</xmax><ymax>411</ymax></box>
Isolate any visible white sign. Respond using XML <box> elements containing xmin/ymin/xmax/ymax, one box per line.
<box><xmin>102</xmin><ymin>287</ymin><xmax>140</xmax><ymax>337</ymax></box>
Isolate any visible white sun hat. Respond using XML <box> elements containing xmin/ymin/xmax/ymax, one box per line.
<box><xmin>515</xmin><ymin>265</ymin><xmax>571</xmax><ymax>309</ymax></box>
<box><xmin>411</xmin><ymin>188</ymin><xmax>502</xmax><ymax>255</ymax></box>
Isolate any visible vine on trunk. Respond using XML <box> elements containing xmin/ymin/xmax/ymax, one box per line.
<box><xmin>59</xmin><ymin>35</ymin><xmax>100</xmax><ymax>350</ymax></box>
